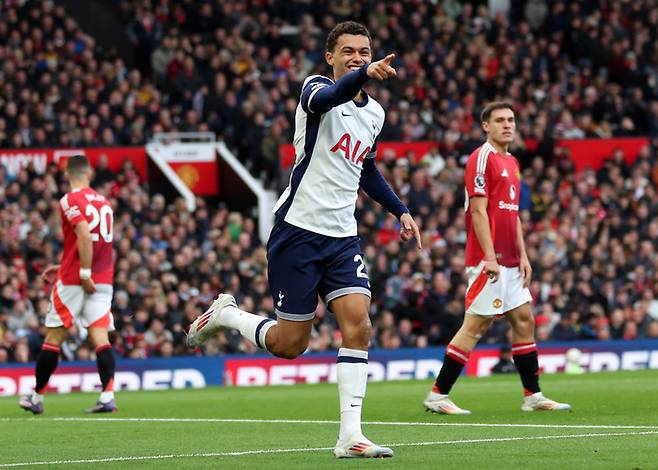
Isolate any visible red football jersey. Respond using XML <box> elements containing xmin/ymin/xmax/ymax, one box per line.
<box><xmin>464</xmin><ymin>142</ymin><xmax>521</xmax><ymax>267</ymax></box>
<box><xmin>58</xmin><ymin>187</ymin><xmax>114</xmax><ymax>285</ymax></box>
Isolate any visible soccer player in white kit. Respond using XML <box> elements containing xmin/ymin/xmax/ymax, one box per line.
<box><xmin>423</xmin><ymin>102</ymin><xmax>571</xmax><ymax>414</ymax></box>
<box><xmin>187</xmin><ymin>22</ymin><xmax>421</xmax><ymax>458</ymax></box>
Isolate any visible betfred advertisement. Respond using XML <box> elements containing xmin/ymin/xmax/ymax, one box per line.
<box><xmin>0</xmin><ymin>147</ymin><xmax>148</xmax><ymax>179</ymax></box>
<box><xmin>224</xmin><ymin>350</ymin><xmax>443</xmax><ymax>386</ymax></box>
<box><xmin>224</xmin><ymin>340</ymin><xmax>658</xmax><ymax>386</ymax></box>
<box><xmin>2</xmin><ymin>340</ymin><xmax>657</xmax><ymax>395</ymax></box>
<box><xmin>466</xmin><ymin>340</ymin><xmax>658</xmax><ymax>377</ymax></box>
<box><xmin>148</xmin><ymin>143</ymin><xmax>219</xmax><ymax>195</ymax></box>
<box><xmin>0</xmin><ymin>356</ymin><xmax>223</xmax><ymax>397</ymax></box>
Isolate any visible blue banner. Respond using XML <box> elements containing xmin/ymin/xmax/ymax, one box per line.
<box><xmin>1</xmin><ymin>339</ymin><xmax>657</xmax><ymax>395</ymax></box>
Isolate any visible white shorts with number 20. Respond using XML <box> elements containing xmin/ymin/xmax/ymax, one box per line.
<box><xmin>464</xmin><ymin>262</ymin><xmax>532</xmax><ymax>316</ymax></box>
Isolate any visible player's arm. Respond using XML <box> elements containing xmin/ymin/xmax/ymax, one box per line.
<box><xmin>42</xmin><ymin>264</ymin><xmax>61</xmax><ymax>284</ymax></box>
<box><xmin>517</xmin><ymin>217</ymin><xmax>532</xmax><ymax>287</ymax></box>
<box><xmin>302</xmin><ymin>54</ymin><xmax>396</xmax><ymax>114</ymax></box>
<box><xmin>359</xmin><ymin>157</ymin><xmax>421</xmax><ymax>249</ymax></box>
<box><xmin>469</xmin><ymin>196</ymin><xmax>500</xmax><ymax>282</ymax></box>
<box><xmin>74</xmin><ymin>221</ymin><xmax>96</xmax><ymax>294</ymax></box>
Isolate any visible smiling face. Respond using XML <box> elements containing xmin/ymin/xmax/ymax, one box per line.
<box><xmin>325</xmin><ymin>33</ymin><xmax>372</xmax><ymax>80</ymax></box>
<box><xmin>482</xmin><ymin>107</ymin><xmax>516</xmax><ymax>147</ymax></box>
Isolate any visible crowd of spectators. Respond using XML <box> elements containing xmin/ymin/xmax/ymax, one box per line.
<box><xmin>2</xmin><ymin>0</ymin><xmax>658</xmax><ymax>363</ymax></box>
<box><xmin>2</xmin><ymin>137</ymin><xmax>658</xmax><ymax>364</ymax></box>
<box><xmin>2</xmin><ymin>1</ymin><xmax>658</xmax><ymax>185</ymax></box>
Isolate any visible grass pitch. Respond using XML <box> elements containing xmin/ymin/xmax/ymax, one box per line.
<box><xmin>1</xmin><ymin>370</ymin><xmax>657</xmax><ymax>469</ymax></box>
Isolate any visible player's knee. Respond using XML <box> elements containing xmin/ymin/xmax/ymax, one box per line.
<box><xmin>44</xmin><ymin>328</ymin><xmax>67</xmax><ymax>345</ymax></box>
<box><xmin>357</xmin><ymin>319</ymin><xmax>372</xmax><ymax>345</ymax></box>
<box><xmin>342</xmin><ymin>317</ymin><xmax>372</xmax><ymax>349</ymax></box>
<box><xmin>277</xmin><ymin>346</ymin><xmax>305</xmax><ymax>360</ymax></box>
<box><xmin>270</xmin><ymin>339</ymin><xmax>308</xmax><ymax>359</ymax></box>
<box><xmin>515</xmin><ymin>315</ymin><xmax>535</xmax><ymax>336</ymax></box>
<box><xmin>466</xmin><ymin>320</ymin><xmax>492</xmax><ymax>338</ymax></box>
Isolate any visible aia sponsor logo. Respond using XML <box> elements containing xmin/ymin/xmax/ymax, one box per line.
<box><xmin>331</xmin><ymin>133</ymin><xmax>371</xmax><ymax>167</ymax></box>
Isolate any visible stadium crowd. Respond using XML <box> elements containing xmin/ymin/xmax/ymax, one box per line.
<box><xmin>1</xmin><ymin>1</ymin><xmax>658</xmax><ymax>182</ymax></box>
<box><xmin>2</xmin><ymin>138</ymin><xmax>658</xmax><ymax>363</ymax></box>
<box><xmin>2</xmin><ymin>0</ymin><xmax>658</xmax><ymax>362</ymax></box>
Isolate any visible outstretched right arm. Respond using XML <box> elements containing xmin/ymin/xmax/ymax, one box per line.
<box><xmin>301</xmin><ymin>69</ymin><xmax>369</xmax><ymax>114</ymax></box>
<box><xmin>301</xmin><ymin>54</ymin><xmax>397</xmax><ymax>114</ymax></box>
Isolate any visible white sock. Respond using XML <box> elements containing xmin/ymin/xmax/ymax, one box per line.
<box><xmin>337</xmin><ymin>348</ymin><xmax>368</xmax><ymax>443</ymax></box>
<box><xmin>31</xmin><ymin>392</ymin><xmax>44</xmax><ymax>403</ymax></box>
<box><xmin>222</xmin><ymin>306</ymin><xmax>276</xmax><ymax>350</ymax></box>
<box><xmin>100</xmin><ymin>391</ymin><xmax>114</xmax><ymax>403</ymax></box>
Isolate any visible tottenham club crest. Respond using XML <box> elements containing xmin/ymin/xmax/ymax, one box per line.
<box><xmin>474</xmin><ymin>174</ymin><xmax>486</xmax><ymax>194</ymax></box>
<box><xmin>509</xmin><ymin>184</ymin><xmax>516</xmax><ymax>200</ymax></box>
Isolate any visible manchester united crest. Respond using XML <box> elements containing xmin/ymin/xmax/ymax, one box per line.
<box><xmin>176</xmin><ymin>165</ymin><xmax>200</xmax><ymax>189</ymax></box>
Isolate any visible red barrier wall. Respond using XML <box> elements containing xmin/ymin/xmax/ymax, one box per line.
<box><xmin>0</xmin><ymin>147</ymin><xmax>147</xmax><ymax>179</ymax></box>
<box><xmin>555</xmin><ymin>137</ymin><xmax>648</xmax><ymax>172</ymax></box>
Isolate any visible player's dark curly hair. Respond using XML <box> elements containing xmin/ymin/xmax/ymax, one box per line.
<box><xmin>480</xmin><ymin>101</ymin><xmax>514</xmax><ymax>122</ymax></box>
<box><xmin>325</xmin><ymin>21</ymin><xmax>371</xmax><ymax>52</ymax></box>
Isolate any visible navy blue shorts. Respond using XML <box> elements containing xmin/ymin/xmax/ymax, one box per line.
<box><xmin>267</xmin><ymin>219</ymin><xmax>371</xmax><ymax>321</ymax></box>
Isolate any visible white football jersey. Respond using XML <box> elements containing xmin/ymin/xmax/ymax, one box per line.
<box><xmin>274</xmin><ymin>74</ymin><xmax>385</xmax><ymax>237</ymax></box>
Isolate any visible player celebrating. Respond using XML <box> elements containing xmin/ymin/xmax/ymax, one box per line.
<box><xmin>19</xmin><ymin>155</ymin><xmax>117</xmax><ymax>414</ymax></box>
<box><xmin>423</xmin><ymin>102</ymin><xmax>571</xmax><ymax>414</ymax></box>
<box><xmin>187</xmin><ymin>21</ymin><xmax>420</xmax><ymax>458</ymax></box>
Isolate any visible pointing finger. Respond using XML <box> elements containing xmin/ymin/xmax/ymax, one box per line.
<box><xmin>383</xmin><ymin>53</ymin><xmax>395</xmax><ymax>64</ymax></box>
<box><xmin>414</xmin><ymin>225</ymin><xmax>422</xmax><ymax>250</ymax></box>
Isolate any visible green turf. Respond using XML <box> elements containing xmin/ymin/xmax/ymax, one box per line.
<box><xmin>1</xmin><ymin>370</ymin><xmax>657</xmax><ymax>469</ymax></box>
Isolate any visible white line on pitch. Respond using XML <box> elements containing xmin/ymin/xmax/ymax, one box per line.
<box><xmin>1</xmin><ymin>431</ymin><xmax>657</xmax><ymax>467</ymax></box>
<box><xmin>2</xmin><ymin>416</ymin><xmax>658</xmax><ymax>430</ymax></box>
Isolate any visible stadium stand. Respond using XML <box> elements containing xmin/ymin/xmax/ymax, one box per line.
<box><xmin>1</xmin><ymin>0</ymin><xmax>658</xmax><ymax>362</ymax></box>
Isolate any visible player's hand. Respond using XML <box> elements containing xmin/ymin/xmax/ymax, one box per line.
<box><xmin>81</xmin><ymin>278</ymin><xmax>97</xmax><ymax>295</ymax></box>
<box><xmin>399</xmin><ymin>212</ymin><xmax>422</xmax><ymax>250</ymax></box>
<box><xmin>41</xmin><ymin>264</ymin><xmax>60</xmax><ymax>284</ymax></box>
<box><xmin>367</xmin><ymin>53</ymin><xmax>397</xmax><ymax>80</ymax></box>
<box><xmin>519</xmin><ymin>254</ymin><xmax>532</xmax><ymax>288</ymax></box>
<box><xmin>483</xmin><ymin>258</ymin><xmax>500</xmax><ymax>283</ymax></box>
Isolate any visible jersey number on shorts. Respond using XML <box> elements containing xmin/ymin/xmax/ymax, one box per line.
<box><xmin>354</xmin><ymin>254</ymin><xmax>369</xmax><ymax>281</ymax></box>
<box><xmin>86</xmin><ymin>205</ymin><xmax>114</xmax><ymax>242</ymax></box>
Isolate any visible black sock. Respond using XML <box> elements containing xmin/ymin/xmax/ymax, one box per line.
<box><xmin>434</xmin><ymin>344</ymin><xmax>469</xmax><ymax>395</ymax></box>
<box><xmin>35</xmin><ymin>344</ymin><xmax>60</xmax><ymax>394</ymax></box>
<box><xmin>512</xmin><ymin>342</ymin><xmax>540</xmax><ymax>395</ymax></box>
<box><xmin>96</xmin><ymin>345</ymin><xmax>115</xmax><ymax>393</ymax></box>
